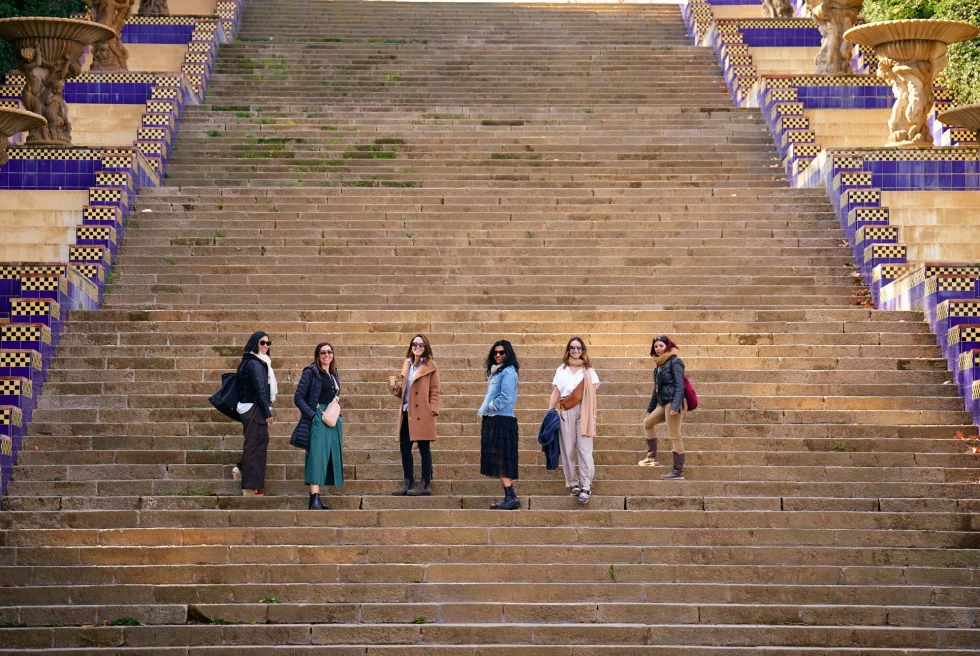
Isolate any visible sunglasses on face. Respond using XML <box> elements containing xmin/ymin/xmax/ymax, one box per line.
<box><xmin>493</xmin><ymin>350</ymin><xmax>506</xmax><ymax>355</ymax></box>
<box><xmin>319</xmin><ymin>349</ymin><xmax>333</xmax><ymax>355</ymax></box>
<box><xmin>259</xmin><ymin>340</ymin><xmax>271</xmax><ymax>346</ymax></box>
<box><xmin>411</xmin><ymin>342</ymin><xmax>425</xmax><ymax>348</ymax></box>
<box><xmin>569</xmin><ymin>345</ymin><xmax>583</xmax><ymax>351</ymax></box>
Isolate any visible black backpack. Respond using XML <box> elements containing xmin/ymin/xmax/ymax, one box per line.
<box><xmin>209</xmin><ymin>361</ymin><xmax>244</xmax><ymax>422</ymax></box>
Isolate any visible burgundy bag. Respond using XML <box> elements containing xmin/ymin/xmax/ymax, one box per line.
<box><xmin>683</xmin><ymin>376</ymin><xmax>698</xmax><ymax>411</ymax></box>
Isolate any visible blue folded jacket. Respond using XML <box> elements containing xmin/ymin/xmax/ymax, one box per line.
<box><xmin>537</xmin><ymin>408</ymin><xmax>561</xmax><ymax>470</ymax></box>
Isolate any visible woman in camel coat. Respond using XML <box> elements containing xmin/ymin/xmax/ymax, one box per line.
<box><xmin>390</xmin><ymin>333</ymin><xmax>441</xmax><ymax>496</ymax></box>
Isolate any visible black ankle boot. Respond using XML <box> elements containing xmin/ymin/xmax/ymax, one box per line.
<box><xmin>309</xmin><ymin>493</ymin><xmax>329</xmax><ymax>510</ymax></box>
<box><xmin>491</xmin><ymin>485</ymin><xmax>521</xmax><ymax>510</ymax></box>
<box><xmin>391</xmin><ymin>478</ymin><xmax>414</xmax><ymax>496</ymax></box>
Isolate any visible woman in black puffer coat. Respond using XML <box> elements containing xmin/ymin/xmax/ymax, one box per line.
<box><xmin>641</xmin><ymin>335</ymin><xmax>688</xmax><ymax>480</ymax></box>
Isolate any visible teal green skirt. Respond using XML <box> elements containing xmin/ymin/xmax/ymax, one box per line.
<box><xmin>304</xmin><ymin>407</ymin><xmax>344</xmax><ymax>488</ymax></box>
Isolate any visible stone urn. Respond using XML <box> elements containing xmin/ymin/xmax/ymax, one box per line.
<box><xmin>139</xmin><ymin>0</ymin><xmax>170</xmax><ymax>16</ymax></box>
<box><xmin>845</xmin><ymin>19</ymin><xmax>980</xmax><ymax>147</ymax></box>
<box><xmin>86</xmin><ymin>0</ymin><xmax>137</xmax><ymax>71</ymax></box>
<box><xmin>937</xmin><ymin>104</ymin><xmax>980</xmax><ymax>153</ymax></box>
<box><xmin>0</xmin><ymin>17</ymin><xmax>116</xmax><ymax>145</ymax></box>
<box><xmin>762</xmin><ymin>0</ymin><xmax>794</xmax><ymax>19</ymax></box>
<box><xmin>806</xmin><ymin>0</ymin><xmax>864</xmax><ymax>76</ymax></box>
<box><xmin>0</xmin><ymin>106</ymin><xmax>47</xmax><ymax>165</ymax></box>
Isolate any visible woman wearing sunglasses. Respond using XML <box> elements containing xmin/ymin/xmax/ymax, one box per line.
<box><xmin>292</xmin><ymin>342</ymin><xmax>343</xmax><ymax>510</ymax></box>
<box><xmin>235</xmin><ymin>331</ymin><xmax>277</xmax><ymax>497</ymax></box>
<box><xmin>478</xmin><ymin>340</ymin><xmax>521</xmax><ymax>510</ymax></box>
<box><xmin>548</xmin><ymin>336</ymin><xmax>600</xmax><ymax>505</ymax></box>
<box><xmin>390</xmin><ymin>334</ymin><xmax>441</xmax><ymax>496</ymax></box>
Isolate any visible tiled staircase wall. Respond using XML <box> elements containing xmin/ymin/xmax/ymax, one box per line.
<box><xmin>681</xmin><ymin>0</ymin><xmax>980</xmax><ymax>428</ymax></box>
<box><xmin>0</xmin><ymin>2</ymin><xmax>246</xmax><ymax>496</ymax></box>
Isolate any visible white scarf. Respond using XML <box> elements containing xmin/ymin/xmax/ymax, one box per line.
<box><xmin>254</xmin><ymin>351</ymin><xmax>277</xmax><ymax>404</ymax></box>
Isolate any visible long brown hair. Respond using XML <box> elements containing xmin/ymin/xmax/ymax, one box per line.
<box><xmin>313</xmin><ymin>342</ymin><xmax>337</xmax><ymax>376</ymax></box>
<box><xmin>562</xmin><ymin>336</ymin><xmax>591</xmax><ymax>368</ymax></box>
<box><xmin>404</xmin><ymin>333</ymin><xmax>433</xmax><ymax>363</ymax></box>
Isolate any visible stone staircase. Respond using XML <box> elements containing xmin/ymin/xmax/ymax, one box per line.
<box><xmin>1</xmin><ymin>1</ymin><xmax>978</xmax><ymax>652</ymax></box>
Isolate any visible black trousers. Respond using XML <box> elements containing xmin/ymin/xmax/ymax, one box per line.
<box><xmin>241</xmin><ymin>405</ymin><xmax>269</xmax><ymax>490</ymax></box>
<box><xmin>399</xmin><ymin>411</ymin><xmax>432</xmax><ymax>481</ymax></box>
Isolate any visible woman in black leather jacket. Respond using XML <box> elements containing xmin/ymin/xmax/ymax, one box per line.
<box><xmin>641</xmin><ymin>335</ymin><xmax>688</xmax><ymax>480</ymax></box>
<box><xmin>236</xmin><ymin>331</ymin><xmax>277</xmax><ymax>496</ymax></box>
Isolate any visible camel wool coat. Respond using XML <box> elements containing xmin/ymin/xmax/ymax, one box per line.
<box><xmin>393</xmin><ymin>358</ymin><xmax>441</xmax><ymax>441</ymax></box>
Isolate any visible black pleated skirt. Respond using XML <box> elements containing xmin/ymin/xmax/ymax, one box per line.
<box><xmin>480</xmin><ymin>415</ymin><xmax>519</xmax><ymax>479</ymax></box>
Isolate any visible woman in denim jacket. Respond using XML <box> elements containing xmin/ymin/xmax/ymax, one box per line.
<box><xmin>478</xmin><ymin>340</ymin><xmax>521</xmax><ymax>510</ymax></box>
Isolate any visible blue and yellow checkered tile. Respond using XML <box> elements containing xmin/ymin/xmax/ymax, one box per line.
<box><xmin>20</xmin><ymin>274</ymin><xmax>67</xmax><ymax>298</ymax></box>
<box><xmin>776</xmin><ymin>115</ymin><xmax>808</xmax><ymax>131</ymax></box>
<box><xmin>925</xmin><ymin>275</ymin><xmax>978</xmax><ymax>327</ymax></box>
<box><xmin>946</xmin><ymin>325</ymin><xmax>980</xmax><ymax>370</ymax></box>
<box><xmin>938</xmin><ymin>301</ymin><xmax>980</xmax><ymax>345</ymax></box>
<box><xmin>772</xmin><ymin>102</ymin><xmax>804</xmax><ymax>120</ymax></box>
<box><xmin>855</xmin><ymin>225</ymin><xmax>898</xmax><ymax>252</ymax></box>
<box><xmin>69</xmin><ymin>245</ymin><xmax>110</xmax><ymax>266</ymax></box>
<box><xmin>765</xmin><ymin>88</ymin><xmax>798</xmax><ymax>104</ymax></box>
<box><xmin>72</xmin><ymin>263</ymin><xmax>105</xmax><ymax>285</ymax></box>
<box><xmin>1</xmin><ymin>324</ymin><xmax>51</xmax><ymax>350</ymax></box>
<box><xmin>957</xmin><ymin>349</ymin><xmax>980</xmax><ymax>397</ymax></box>
<box><xmin>76</xmin><ymin>225</ymin><xmax>117</xmax><ymax>246</ymax></box>
<box><xmin>834</xmin><ymin>171</ymin><xmax>873</xmax><ymax>191</ymax></box>
<box><xmin>782</xmin><ymin>130</ymin><xmax>814</xmax><ymax>148</ymax></box>
<box><xmin>146</xmin><ymin>100</ymin><xmax>177</xmax><ymax>115</ymax></box>
<box><xmin>0</xmin><ymin>376</ymin><xmax>34</xmax><ymax>400</ymax></box>
<box><xmin>0</xmin><ymin>434</ymin><xmax>11</xmax><ymax>458</ymax></box>
<box><xmin>88</xmin><ymin>187</ymin><xmax>127</xmax><ymax>206</ymax></box>
<box><xmin>856</xmin><ymin>147</ymin><xmax>979</xmax><ymax>162</ymax></box>
<box><xmin>10</xmin><ymin>298</ymin><xmax>60</xmax><ymax>322</ymax></box>
<box><xmin>83</xmin><ymin>205</ymin><xmax>123</xmax><ymax>228</ymax></box>
<box><xmin>787</xmin><ymin>143</ymin><xmax>820</xmax><ymax>159</ymax></box>
<box><xmin>862</xmin><ymin>243</ymin><xmax>906</xmax><ymax>279</ymax></box>
<box><xmin>95</xmin><ymin>171</ymin><xmax>132</xmax><ymax>189</ymax></box>
<box><xmin>0</xmin><ymin>406</ymin><xmax>23</xmax><ymax>428</ymax></box>
<box><xmin>0</xmin><ymin>350</ymin><xmax>42</xmax><ymax>376</ymax></box>
<box><xmin>100</xmin><ymin>154</ymin><xmax>134</xmax><ymax>170</ymax></box>
<box><xmin>142</xmin><ymin>113</ymin><xmax>175</xmax><ymax>129</ymax></box>
<box><xmin>151</xmin><ymin>86</ymin><xmax>182</xmax><ymax>101</ymax></box>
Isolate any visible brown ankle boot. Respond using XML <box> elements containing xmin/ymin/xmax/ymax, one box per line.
<box><xmin>391</xmin><ymin>478</ymin><xmax>414</xmax><ymax>496</ymax></box>
<box><xmin>406</xmin><ymin>479</ymin><xmax>432</xmax><ymax>496</ymax></box>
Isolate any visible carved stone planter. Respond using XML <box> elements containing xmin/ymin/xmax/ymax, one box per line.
<box><xmin>0</xmin><ymin>107</ymin><xmax>47</xmax><ymax>165</ymax></box>
<box><xmin>937</xmin><ymin>104</ymin><xmax>980</xmax><ymax>153</ymax></box>
<box><xmin>0</xmin><ymin>17</ymin><xmax>116</xmax><ymax>145</ymax></box>
<box><xmin>806</xmin><ymin>0</ymin><xmax>864</xmax><ymax>76</ymax></box>
<box><xmin>846</xmin><ymin>19</ymin><xmax>980</xmax><ymax>148</ymax></box>
<box><xmin>86</xmin><ymin>0</ymin><xmax>137</xmax><ymax>71</ymax></box>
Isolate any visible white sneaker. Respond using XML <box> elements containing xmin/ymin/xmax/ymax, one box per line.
<box><xmin>232</xmin><ymin>466</ymin><xmax>242</xmax><ymax>481</ymax></box>
<box><xmin>577</xmin><ymin>489</ymin><xmax>591</xmax><ymax>505</ymax></box>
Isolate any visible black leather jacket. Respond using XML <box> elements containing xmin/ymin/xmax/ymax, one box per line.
<box><xmin>647</xmin><ymin>354</ymin><xmax>685</xmax><ymax>414</ymax></box>
<box><xmin>238</xmin><ymin>353</ymin><xmax>272</xmax><ymax>418</ymax></box>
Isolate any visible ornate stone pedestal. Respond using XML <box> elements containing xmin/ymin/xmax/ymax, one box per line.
<box><xmin>0</xmin><ymin>107</ymin><xmax>47</xmax><ymax>165</ymax></box>
<box><xmin>846</xmin><ymin>19</ymin><xmax>980</xmax><ymax>148</ymax></box>
<box><xmin>0</xmin><ymin>17</ymin><xmax>116</xmax><ymax>145</ymax></box>
<box><xmin>762</xmin><ymin>0</ymin><xmax>794</xmax><ymax>19</ymax></box>
<box><xmin>938</xmin><ymin>104</ymin><xmax>980</xmax><ymax>153</ymax></box>
<box><xmin>86</xmin><ymin>0</ymin><xmax>136</xmax><ymax>71</ymax></box>
<box><xmin>806</xmin><ymin>0</ymin><xmax>863</xmax><ymax>76</ymax></box>
<box><xmin>139</xmin><ymin>0</ymin><xmax>170</xmax><ymax>16</ymax></box>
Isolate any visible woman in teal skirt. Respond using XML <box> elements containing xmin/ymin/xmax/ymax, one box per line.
<box><xmin>292</xmin><ymin>342</ymin><xmax>343</xmax><ymax>510</ymax></box>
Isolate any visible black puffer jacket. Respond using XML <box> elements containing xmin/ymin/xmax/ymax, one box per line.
<box><xmin>647</xmin><ymin>354</ymin><xmax>685</xmax><ymax>414</ymax></box>
<box><xmin>238</xmin><ymin>353</ymin><xmax>272</xmax><ymax>418</ymax></box>
<box><xmin>290</xmin><ymin>364</ymin><xmax>339</xmax><ymax>447</ymax></box>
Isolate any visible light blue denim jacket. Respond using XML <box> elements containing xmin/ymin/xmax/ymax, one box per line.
<box><xmin>477</xmin><ymin>366</ymin><xmax>518</xmax><ymax>417</ymax></box>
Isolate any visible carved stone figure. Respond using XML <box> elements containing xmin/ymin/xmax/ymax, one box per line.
<box><xmin>87</xmin><ymin>0</ymin><xmax>135</xmax><ymax>71</ymax></box>
<box><xmin>0</xmin><ymin>17</ymin><xmax>115</xmax><ymax>144</ymax></box>
<box><xmin>762</xmin><ymin>0</ymin><xmax>794</xmax><ymax>19</ymax></box>
<box><xmin>806</xmin><ymin>0</ymin><xmax>863</xmax><ymax>75</ymax></box>
<box><xmin>876</xmin><ymin>49</ymin><xmax>945</xmax><ymax>147</ymax></box>
<box><xmin>139</xmin><ymin>0</ymin><xmax>170</xmax><ymax>16</ymax></box>
<box><xmin>17</xmin><ymin>41</ymin><xmax>78</xmax><ymax>144</ymax></box>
